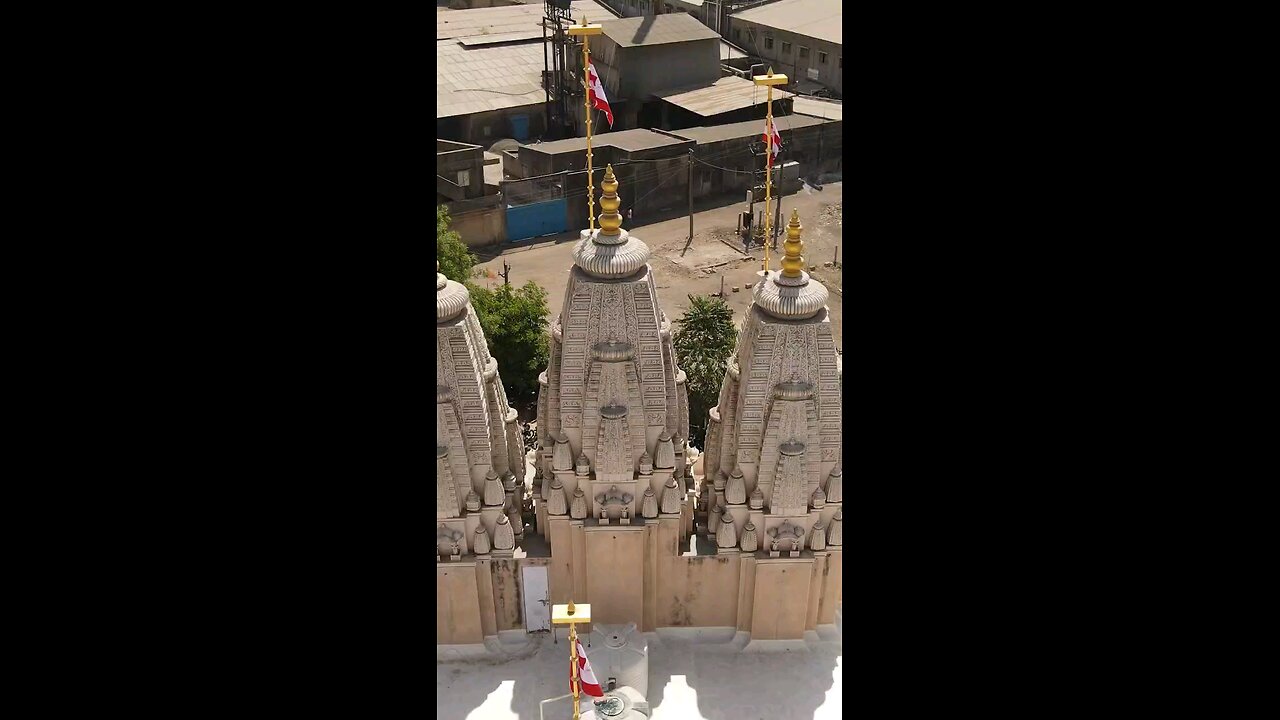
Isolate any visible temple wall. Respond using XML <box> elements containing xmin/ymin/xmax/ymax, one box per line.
<box><xmin>750</xmin><ymin>558</ymin><xmax>813</xmax><ymax>639</ymax></box>
<box><xmin>584</xmin><ymin>525</ymin><xmax>647</xmax><ymax>626</ymax></box>
<box><xmin>655</xmin><ymin>555</ymin><xmax>742</xmax><ymax>628</ymax></box>
<box><xmin>438</xmin><ymin>562</ymin><xmax>484</xmax><ymax>644</ymax></box>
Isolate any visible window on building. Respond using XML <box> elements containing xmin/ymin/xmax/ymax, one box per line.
<box><xmin>782</xmin><ymin>41</ymin><xmax>792</xmax><ymax>54</ymax></box>
<box><xmin>819</xmin><ymin>51</ymin><xmax>828</xmax><ymax>64</ymax></box>
<box><xmin>458</xmin><ymin>170</ymin><xmax>471</xmax><ymax>187</ymax></box>
<box><xmin>799</xmin><ymin>46</ymin><xmax>809</xmax><ymax>59</ymax></box>
<box><xmin>765</xmin><ymin>36</ymin><xmax>774</xmax><ymax>50</ymax></box>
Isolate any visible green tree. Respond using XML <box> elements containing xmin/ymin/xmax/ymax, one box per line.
<box><xmin>437</xmin><ymin>205</ymin><xmax>476</xmax><ymax>284</ymax></box>
<box><xmin>470</xmin><ymin>281</ymin><xmax>550</xmax><ymax>409</ymax></box>
<box><xmin>673</xmin><ymin>295</ymin><xmax>737</xmax><ymax>450</ymax></box>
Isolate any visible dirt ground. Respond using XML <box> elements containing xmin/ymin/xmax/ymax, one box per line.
<box><xmin>474</xmin><ymin>182</ymin><xmax>843</xmax><ymax>350</ymax></box>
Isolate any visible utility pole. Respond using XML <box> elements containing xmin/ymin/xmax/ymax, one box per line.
<box><xmin>500</xmin><ymin>259</ymin><xmax>512</xmax><ymax>286</ymax></box>
<box><xmin>688</xmin><ymin>149</ymin><xmax>694</xmax><ymax>245</ymax></box>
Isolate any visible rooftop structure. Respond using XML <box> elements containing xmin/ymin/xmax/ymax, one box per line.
<box><xmin>729</xmin><ymin>0</ymin><xmax>841</xmax><ymax>45</ymax></box>
<box><xmin>655</xmin><ymin>75</ymin><xmax>794</xmax><ymax>118</ymax></box>
<box><xmin>790</xmin><ymin>96</ymin><xmax>842</xmax><ymax>120</ymax></box>
<box><xmin>600</xmin><ymin>12</ymin><xmax>721</xmax><ymax>47</ymax></box>
<box><xmin>669</xmin><ymin>112</ymin><xmax>828</xmax><ymax>144</ymax></box>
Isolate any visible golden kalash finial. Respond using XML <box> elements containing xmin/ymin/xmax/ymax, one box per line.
<box><xmin>598</xmin><ymin>164</ymin><xmax>623</xmax><ymax>235</ymax></box>
<box><xmin>781</xmin><ymin>209</ymin><xmax>804</xmax><ymax>278</ymax></box>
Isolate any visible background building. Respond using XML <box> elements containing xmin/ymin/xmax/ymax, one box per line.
<box><xmin>729</xmin><ymin>0</ymin><xmax>842</xmax><ymax>98</ymax></box>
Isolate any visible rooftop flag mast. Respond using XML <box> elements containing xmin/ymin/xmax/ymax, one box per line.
<box><xmin>553</xmin><ymin>599</ymin><xmax>592</xmax><ymax>720</ymax></box>
<box><xmin>752</xmin><ymin>67</ymin><xmax>787</xmax><ymax>273</ymax></box>
<box><xmin>567</xmin><ymin>16</ymin><xmax>603</xmax><ymax>231</ymax></box>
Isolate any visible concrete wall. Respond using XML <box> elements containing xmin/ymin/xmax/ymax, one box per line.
<box><xmin>727</xmin><ymin>20</ymin><xmax>842</xmax><ymax>97</ymax></box>
<box><xmin>438</xmin><ymin>140</ymin><xmax>487</xmax><ymax>201</ymax></box>
<box><xmin>442</xmin><ymin>194</ymin><xmax>506</xmax><ymax>247</ymax></box>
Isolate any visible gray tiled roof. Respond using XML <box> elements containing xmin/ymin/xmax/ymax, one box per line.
<box><xmin>602</xmin><ymin>13</ymin><xmax>721</xmax><ymax>48</ymax></box>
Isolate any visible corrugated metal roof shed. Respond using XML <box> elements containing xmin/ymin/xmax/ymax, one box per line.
<box><xmin>655</xmin><ymin>75</ymin><xmax>794</xmax><ymax>117</ymax></box>
<box><xmin>436</xmin><ymin>0</ymin><xmax>604</xmax><ymax>40</ymax></box>
<box><xmin>670</xmin><ymin>112</ymin><xmax>832</xmax><ymax>144</ymax></box>
<box><xmin>523</xmin><ymin>128</ymin><xmax>689</xmax><ymax>155</ymax></box>
<box><xmin>602</xmin><ymin>13</ymin><xmax>720</xmax><ymax>48</ymax></box>
<box><xmin>730</xmin><ymin>0</ymin><xmax>841</xmax><ymax>46</ymax></box>
<box><xmin>437</xmin><ymin>40</ymin><xmax>548</xmax><ymax>118</ymax></box>
<box><xmin>436</xmin><ymin>0</ymin><xmax>613</xmax><ymax>120</ymax></box>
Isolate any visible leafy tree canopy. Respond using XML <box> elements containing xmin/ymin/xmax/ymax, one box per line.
<box><xmin>437</xmin><ymin>205</ymin><xmax>476</xmax><ymax>284</ymax></box>
<box><xmin>673</xmin><ymin>295</ymin><xmax>737</xmax><ymax>451</ymax></box>
<box><xmin>470</xmin><ymin>281</ymin><xmax>550</xmax><ymax>408</ymax></box>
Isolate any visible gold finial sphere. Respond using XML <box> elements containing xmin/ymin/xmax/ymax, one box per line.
<box><xmin>567</xmin><ymin>599</ymin><xmax>577</xmax><ymax>615</ymax></box>
<box><xmin>599</xmin><ymin>164</ymin><xmax>623</xmax><ymax>234</ymax></box>
<box><xmin>768</xmin><ymin>67</ymin><xmax>775</xmax><ymax>76</ymax></box>
<box><xmin>781</xmin><ymin>209</ymin><xmax>804</xmax><ymax>278</ymax></box>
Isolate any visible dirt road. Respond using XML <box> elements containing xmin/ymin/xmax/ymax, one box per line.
<box><xmin>473</xmin><ymin>182</ymin><xmax>843</xmax><ymax>349</ymax></box>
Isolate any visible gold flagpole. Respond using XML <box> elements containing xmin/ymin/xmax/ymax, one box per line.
<box><xmin>752</xmin><ymin>67</ymin><xmax>787</xmax><ymax>273</ymax></box>
<box><xmin>568</xmin><ymin>17</ymin><xmax>603</xmax><ymax>231</ymax></box>
<box><xmin>553</xmin><ymin>598</ymin><xmax>592</xmax><ymax>720</ymax></box>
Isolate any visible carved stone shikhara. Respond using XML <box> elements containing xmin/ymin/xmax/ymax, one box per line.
<box><xmin>437</xmin><ymin>258</ymin><xmax>524</xmax><ymax>550</ymax></box>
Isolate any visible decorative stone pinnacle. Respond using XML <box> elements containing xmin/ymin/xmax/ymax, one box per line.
<box><xmin>781</xmin><ymin>209</ymin><xmax>804</xmax><ymax>278</ymax></box>
<box><xmin>598</xmin><ymin>164</ymin><xmax>623</xmax><ymax>236</ymax></box>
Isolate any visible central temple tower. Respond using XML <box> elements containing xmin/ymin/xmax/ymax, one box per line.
<box><xmin>532</xmin><ymin>166</ymin><xmax>691</xmax><ymax>629</ymax></box>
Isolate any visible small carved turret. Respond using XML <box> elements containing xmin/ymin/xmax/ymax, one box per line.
<box><xmin>810</xmin><ymin>520</ymin><xmax>826</xmax><ymax>551</ymax></box>
<box><xmin>661</xmin><ymin>477</ymin><xmax>682</xmax><ymax>514</ymax></box>
<box><xmin>547</xmin><ymin>477</ymin><xmax>568</xmax><ymax>516</ymax></box>
<box><xmin>726</xmin><ymin>469</ymin><xmax>746</xmax><ymax>505</ymax></box>
<box><xmin>570</xmin><ymin>486</ymin><xmax>588</xmax><ymax>519</ymax></box>
<box><xmin>749</xmin><ymin>486</ymin><xmax>765</xmax><ymax>510</ymax></box>
<box><xmin>639</xmin><ymin>451</ymin><xmax>653</xmax><ymax>475</ymax></box>
<box><xmin>641</xmin><ymin>486</ymin><xmax>658</xmax><ymax>518</ymax></box>
<box><xmin>483</xmin><ymin>470</ymin><xmax>505</xmax><ymax>507</ymax></box>
<box><xmin>473</xmin><ymin>525</ymin><xmax>491</xmax><ymax>555</ymax></box>
<box><xmin>575</xmin><ymin>454</ymin><xmax>591</xmax><ymax>477</ymax></box>
<box><xmin>493</xmin><ymin>513</ymin><xmax>515</xmax><ymax>550</ymax></box>
<box><xmin>507</xmin><ymin>504</ymin><xmax>523</xmax><ymax>537</ymax></box>
<box><xmin>740</xmin><ymin>521</ymin><xmax>758</xmax><ymax>552</ymax></box>
<box><xmin>553</xmin><ymin>433</ymin><xmax>573</xmax><ymax>471</ymax></box>
<box><xmin>713</xmin><ymin>470</ymin><xmax>727</xmax><ymax>492</ymax></box>
<box><xmin>811</xmin><ymin>484</ymin><xmax>826</xmax><ymax>510</ymax></box>
<box><xmin>717</xmin><ymin>511</ymin><xmax>737</xmax><ymax>549</ymax></box>
<box><xmin>827</xmin><ymin>508</ymin><xmax>842</xmax><ymax>546</ymax></box>
<box><xmin>465</xmin><ymin>489</ymin><xmax>481</xmax><ymax>513</ymax></box>
<box><xmin>825</xmin><ymin>468</ymin><xmax>842</xmax><ymax>503</ymax></box>
<box><xmin>655</xmin><ymin>431</ymin><xmax>676</xmax><ymax>469</ymax></box>
<box><xmin>502</xmin><ymin>470</ymin><xmax>518</xmax><ymax>493</ymax></box>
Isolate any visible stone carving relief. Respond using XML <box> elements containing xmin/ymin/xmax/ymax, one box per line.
<box><xmin>770</xmin><ymin>441</ymin><xmax>809</xmax><ymax>515</ymax></box>
<box><xmin>766</xmin><ymin>522</ymin><xmax>806</xmax><ymax>553</ymax></box>
<box><xmin>594</xmin><ymin>485</ymin><xmax>635</xmax><ymax>521</ymax></box>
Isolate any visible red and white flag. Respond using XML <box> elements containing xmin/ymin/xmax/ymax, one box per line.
<box><xmin>764</xmin><ymin>117</ymin><xmax>783</xmax><ymax>160</ymax></box>
<box><xmin>587</xmin><ymin>62</ymin><xmax>614</xmax><ymax>128</ymax></box>
<box><xmin>570</xmin><ymin>637</ymin><xmax>605</xmax><ymax>699</ymax></box>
